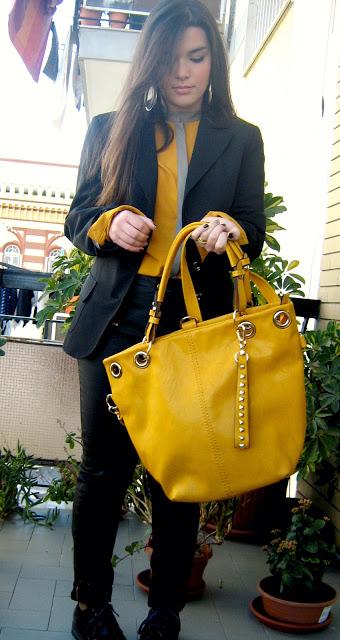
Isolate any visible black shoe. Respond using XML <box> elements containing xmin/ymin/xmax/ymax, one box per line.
<box><xmin>138</xmin><ymin>608</ymin><xmax>180</xmax><ymax>640</ymax></box>
<box><xmin>72</xmin><ymin>603</ymin><xmax>127</xmax><ymax>640</ymax></box>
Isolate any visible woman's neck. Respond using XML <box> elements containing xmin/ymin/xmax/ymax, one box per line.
<box><xmin>167</xmin><ymin>110</ymin><xmax>201</xmax><ymax>123</ymax></box>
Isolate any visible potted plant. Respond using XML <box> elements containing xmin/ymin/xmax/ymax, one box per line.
<box><xmin>106</xmin><ymin>0</ymin><xmax>133</xmax><ymax>29</ymax></box>
<box><xmin>0</xmin><ymin>443</ymin><xmax>58</xmax><ymax>526</ymax></box>
<box><xmin>251</xmin><ymin>498</ymin><xmax>337</xmax><ymax>632</ymax></box>
<box><xmin>79</xmin><ymin>3</ymin><xmax>102</xmax><ymax>26</ymax></box>
<box><xmin>127</xmin><ymin>465</ymin><xmax>237</xmax><ymax>600</ymax></box>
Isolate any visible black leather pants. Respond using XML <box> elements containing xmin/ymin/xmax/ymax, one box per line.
<box><xmin>71</xmin><ymin>276</ymin><xmax>200</xmax><ymax>612</ymax></box>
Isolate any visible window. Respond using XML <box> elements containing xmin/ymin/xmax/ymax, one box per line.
<box><xmin>244</xmin><ymin>0</ymin><xmax>292</xmax><ymax>71</ymax></box>
<box><xmin>3</xmin><ymin>244</ymin><xmax>21</xmax><ymax>267</ymax></box>
<box><xmin>47</xmin><ymin>248</ymin><xmax>64</xmax><ymax>272</ymax></box>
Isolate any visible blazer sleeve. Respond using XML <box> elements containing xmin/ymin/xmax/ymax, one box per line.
<box><xmin>230</xmin><ymin>125</ymin><xmax>265</xmax><ymax>261</ymax></box>
<box><xmin>64</xmin><ymin>114</ymin><xmax>122</xmax><ymax>257</ymax></box>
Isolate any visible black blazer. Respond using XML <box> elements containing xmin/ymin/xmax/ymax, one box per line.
<box><xmin>63</xmin><ymin>112</ymin><xmax>265</xmax><ymax>358</ymax></box>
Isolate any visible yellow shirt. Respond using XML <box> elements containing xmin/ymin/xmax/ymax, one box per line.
<box><xmin>139</xmin><ymin>120</ymin><xmax>199</xmax><ymax>276</ymax></box>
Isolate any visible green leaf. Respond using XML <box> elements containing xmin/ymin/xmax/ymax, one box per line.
<box><xmin>265</xmin><ymin>234</ymin><xmax>281</xmax><ymax>252</ymax></box>
<box><xmin>287</xmin><ymin>260</ymin><xmax>300</xmax><ymax>271</ymax></box>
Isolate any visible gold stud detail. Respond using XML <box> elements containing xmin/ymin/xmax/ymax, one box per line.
<box><xmin>239</xmin><ymin>405</ymin><xmax>244</xmax><ymax>410</ymax></box>
<box><xmin>240</xmin><ymin>382</ymin><xmax>245</xmax><ymax>388</ymax></box>
<box><xmin>240</xmin><ymin>390</ymin><xmax>245</xmax><ymax>395</ymax></box>
<box><xmin>240</xmin><ymin>436</ymin><xmax>245</xmax><ymax>441</ymax></box>
<box><xmin>240</xmin><ymin>349</ymin><xmax>246</xmax><ymax>356</ymax></box>
<box><xmin>239</xmin><ymin>443</ymin><xmax>245</xmax><ymax>448</ymax></box>
<box><xmin>240</xmin><ymin>374</ymin><xmax>245</xmax><ymax>379</ymax></box>
<box><xmin>240</xmin><ymin>365</ymin><xmax>245</xmax><ymax>369</ymax></box>
<box><xmin>239</xmin><ymin>412</ymin><xmax>244</xmax><ymax>417</ymax></box>
<box><xmin>239</xmin><ymin>427</ymin><xmax>245</xmax><ymax>432</ymax></box>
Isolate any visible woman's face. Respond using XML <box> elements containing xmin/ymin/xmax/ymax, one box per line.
<box><xmin>161</xmin><ymin>27</ymin><xmax>211</xmax><ymax>113</ymax></box>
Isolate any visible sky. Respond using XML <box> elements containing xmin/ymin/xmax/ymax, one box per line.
<box><xmin>0</xmin><ymin>0</ymin><xmax>87</xmax><ymax>185</ymax></box>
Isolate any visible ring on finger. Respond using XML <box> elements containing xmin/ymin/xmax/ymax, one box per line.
<box><xmin>197</xmin><ymin>238</ymin><xmax>207</xmax><ymax>245</ymax></box>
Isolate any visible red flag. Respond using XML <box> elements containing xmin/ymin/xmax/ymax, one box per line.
<box><xmin>8</xmin><ymin>0</ymin><xmax>63</xmax><ymax>82</ymax></box>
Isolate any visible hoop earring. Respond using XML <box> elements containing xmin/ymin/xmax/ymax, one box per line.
<box><xmin>144</xmin><ymin>86</ymin><xmax>158</xmax><ymax>112</ymax></box>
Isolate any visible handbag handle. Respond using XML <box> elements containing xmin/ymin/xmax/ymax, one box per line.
<box><xmin>144</xmin><ymin>222</ymin><xmax>280</xmax><ymax>342</ymax></box>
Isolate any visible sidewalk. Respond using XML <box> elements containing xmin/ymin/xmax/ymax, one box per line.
<box><xmin>0</xmin><ymin>509</ymin><xmax>339</xmax><ymax>639</ymax></box>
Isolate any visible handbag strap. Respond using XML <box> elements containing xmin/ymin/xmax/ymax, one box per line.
<box><xmin>144</xmin><ymin>222</ymin><xmax>280</xmax><ymax>342</ymax></box>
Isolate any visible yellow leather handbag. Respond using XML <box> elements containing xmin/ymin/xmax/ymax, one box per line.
<box><xmin>104</xmin><ymin>222</ymin><xmax>306</xmax><ymax>502</ymax></box>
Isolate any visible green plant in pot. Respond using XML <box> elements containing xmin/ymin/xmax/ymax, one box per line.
<box><xmin>297</xmin><ymin>320</ymin><xmax>340</xmax><ymax>495</ymax></box>
<box><xmin>253</xmin><ymin>498</ymin><xmax>337</xmax><ymax>631</ymax></box>
<box><xmin>0</xmin><ymin>443</ymin><xmax>58</xmax><ymax>526</ymax></box>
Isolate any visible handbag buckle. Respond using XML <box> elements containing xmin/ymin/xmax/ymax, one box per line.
<box><xmin>237</xmin><ymin>321</ymin><xmax>256</xmax><ymax>339</ymax></box>
<box><xmin>106</xmin><ymin>394</ymin><xmax>124</xmax><ymax>423</ymax></box>
<box><xmin>180</xmin><ymin>316</ymin><xmax>198</xmax><ymax>329</ymax></box>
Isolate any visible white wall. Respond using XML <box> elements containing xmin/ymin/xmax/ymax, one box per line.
<box><xmin>228</xmin><ymin>0</ymin><xmax>340</xmax><ymax>298</ymax></box>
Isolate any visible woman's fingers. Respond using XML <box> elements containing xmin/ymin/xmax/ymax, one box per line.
<box><xmin>192</xmin><ymin>218</ymin><xmax>240</xmax><ymax>254</ymax></box>
<box><xmin>108</xmin><ymin>210</ymin><xmax>156</xmax><ymax>249</ymax></box>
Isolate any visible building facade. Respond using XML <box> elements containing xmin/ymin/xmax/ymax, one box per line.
<box><xmin>0</xmin><ymin>182</ymin><xmax>74</xmax><ymax>272</ymax></box>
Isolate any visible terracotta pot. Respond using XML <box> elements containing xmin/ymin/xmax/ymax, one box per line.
<box><xmin>79</xmin><ymin>8</ymin><xmax>102</xmax><ymax>26</ymax></box>
<box><xmin>136</xmin><ymin>543</ymin><xmax>212</xmax><ymax>601</ymax></box>
<box><xmin>258</xmin><ymin>576</ymin><xmax>337</xmax><ymax>626</ymax></box>
<box><xmin>109</xmin><ymin>11</ymin><xmax>128</xmax><ymax>29</ymax></box>
<box><xmin>230</xmin><ymin>480</ymin><xmax>289</xmax><ymax>542</ymax></box>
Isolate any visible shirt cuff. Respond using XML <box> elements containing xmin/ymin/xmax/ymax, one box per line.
<box><xmin>87</xmin><ymin>205</ymin><xmax>146</xmax><ymax>246</ymax></box>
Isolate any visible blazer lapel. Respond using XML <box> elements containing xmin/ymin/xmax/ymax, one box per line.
<box><xmin>185</xmin><ymin>117</ymin><xmax>235</xmax><ymax>198</ymax></box>
<box><xmin>135</xmin><ymin>117</ymin><xmax>158</xmax><ymax>216</ymax></box>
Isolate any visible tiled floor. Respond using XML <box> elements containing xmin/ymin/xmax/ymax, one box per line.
<box><xmin>0</xmin><ymin>509</ymin><xmax>339</xmax><ymax>639</ymax></box>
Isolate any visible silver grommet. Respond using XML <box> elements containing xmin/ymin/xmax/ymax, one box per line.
<box><xmin>273</xmin><ymin>310</ymin><xmax>291</xmax><ymax>329</ymax></box>
<box><xmin>134</xmin><ymin>351</ymin><xmax>150</xmax><ymax>368</ymax></box>
<box><xmin>110</xmin><ymin>362</ymin><xmax>122</xmax><ymax>378</ymax></box>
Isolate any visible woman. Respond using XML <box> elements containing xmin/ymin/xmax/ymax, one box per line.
<box><xmin>64</xmin><ymin>1</ymin><xmax>265</xmax><ymax>639</ymax></box>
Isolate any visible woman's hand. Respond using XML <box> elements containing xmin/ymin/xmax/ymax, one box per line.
<box><xmin>191</xmin><ymin>217</ymin><xmax>240</xmax><ymax>255</ymax></box>
<box><xmin>108</xmin><ymin>210</ymin><xmax>156</xmax><ymax>252</ymax></box>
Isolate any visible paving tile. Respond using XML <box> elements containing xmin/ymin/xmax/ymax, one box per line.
<box><xmin>48</xmin><ymin>596</ymin><xmax>74</xmax><ymax>632</ymax></box>
<box><xmin>114</xmin><ymin>557</ymin><xmax>134</xmax><ymax>586</ymax></box>
<box><xmin>111</xmin><ymin>584</ymin><xmax>135</xmax><ymax>602</ymax></box>
<box><xmin>0</xmin><ymin>516</ymin><xmax>35</xmax><ymax>541</ymax></box>
<box><xmin>181</xmin><ymin>620</ymin><xmax>227</xmax><ymax>640</ymax></box>
<box><xmin>0</xmin><ymin>607</ymin><xmax>49</xmax><ymax>630</ymax></box>
<box><xmin>9</xmin><ymin>578</ymin><xmax>55</xmax><ymax>611</ymax></box>
<box><xmin>0</xmin><ymin>562</ymin><xmax>21</xmax><ymax>592</ymax></box>
<box><xmin>0</xmin><ymin>506</ymin><xmax>339</xmax><ymax>640</ymax></box>
<box><xmin>0</xmin><ymin>591</ymin><xmax>12</xmax><ymax>608</ymax></box>
<box><xmin>0</xmin><ymin>629</ymin><xmax>73</xmax><ymax>640</ymax></box>
<box><xmin>19</xmin><ymin>563</ymin><xmax>73</xmax><ymax>581</ymax></box>
<box><xmin>55</xmin><ymin>580</ymin><xmax>73</xmax><ymax>597</ymax></box>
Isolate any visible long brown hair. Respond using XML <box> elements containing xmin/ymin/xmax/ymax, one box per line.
<box><xmin>97</xmin><ymin>0</ymin><xmax>235</xmax><ymax>206</ymax></box>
